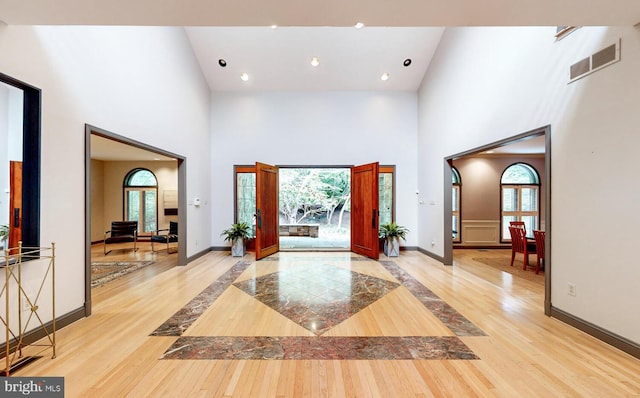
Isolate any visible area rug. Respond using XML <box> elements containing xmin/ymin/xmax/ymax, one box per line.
<box><xmin>472</xmin><ymin>257</ymin><xmax>544</xmax><ymax>285</ymax></box>
<box><xmin>91</xmin><ymin>261</ymin><xmax>154</xmax><ymax>288</ymax></box>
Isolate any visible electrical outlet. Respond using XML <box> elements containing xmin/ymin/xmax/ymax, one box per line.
<box><xmin>568</xmin><ymin>283</ymin><xmax>576</xmax><ymax>296</ymax></box>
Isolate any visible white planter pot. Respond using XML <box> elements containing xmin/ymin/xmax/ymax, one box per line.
<box><xmin>231</xmin><ymin>238</ymin><xmax>245</xmax><ymax>257</ymax></box>
<box><xmin>384</xmin><ymin>237</ymin><xmax>400</xmax><ymax>257</ymax></box>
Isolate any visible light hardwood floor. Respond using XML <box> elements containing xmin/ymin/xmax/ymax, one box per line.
<box><xmin>11</xmin><ymin>248</ymin><xmax>640</xmax><ymax>397</ymax></box>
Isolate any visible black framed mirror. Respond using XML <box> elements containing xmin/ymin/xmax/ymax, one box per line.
<box><xmin>0</xmin><ymin>72</ymin><xmax>41</xmax><ymax>254</ymax></box>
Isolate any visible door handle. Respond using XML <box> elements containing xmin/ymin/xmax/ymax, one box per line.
<box><xmin>371</xmin><ymin>209</ymin><xmax>377</xmax><ymax>229</ymax></box>
<box><xmin>13</xmin><ymin>208</ymin><xmax>20</xmax><ymax>228</ymax></box>
<box><xmin>257</xmin><ymin>209</ymin><xmax>262</xmax><ymax>229</ymax></box>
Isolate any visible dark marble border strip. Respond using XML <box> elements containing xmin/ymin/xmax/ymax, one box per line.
<box><xmin>259</xmin><ymin>255</ymin><xmax>370</xmax><ymax>262</ymax></box>
<box><xmin>150</xmin><ymin>261</ymin><xmax>252</xmax><ymax>336</ymax></box>
<box><xmin>379</xmin><ymin>260</ymin><xmax>486</xmax><ymax>336</ymax></box>
<box><xmin>160</xmin><ymin>336</ymin><xmax>479</xmax><ymax>360</ymax></box>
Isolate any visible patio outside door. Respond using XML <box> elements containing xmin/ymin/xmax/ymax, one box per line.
<box><xmin>255</xmin><ymin>162</ymin><xmax>279</xmax><ymax>260</ymax></box>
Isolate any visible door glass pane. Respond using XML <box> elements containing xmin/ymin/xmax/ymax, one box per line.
<box><xmin>237</xmin><ymin>172</ymin><xmax>256</xmax><ymax>237</ymax></box>
<box><xmin>143</xmin><ymin>190</ymin><xmax>157</xmax><ymax>233</ymax></box>
<box><xmin>127</xmin><ymin>190</ymin><xmax>140</xmax><ymax>223</ymax></box>
<box><xmin>502</xmin><ymin>187</ymin><xmax>517</xmax><ymax>211</ymax></box>
<box><xmin>378</xmin><ymin>172</ymin><xmax>393</xmax><ymax>226</ymax></box>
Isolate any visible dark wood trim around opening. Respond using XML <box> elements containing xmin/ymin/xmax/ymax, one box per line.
<box><xmin>84</xmin><ymin>124</ymin><xmax>188</xmax><ymax>316</ymax></box>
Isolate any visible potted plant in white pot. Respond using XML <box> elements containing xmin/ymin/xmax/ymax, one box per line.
<box><xmin>221</xmin><ymin>222</ymin><xmax>252</xmax><ymax>257</ymax></box>
<box><xmin>379</xmin><ymin>222</ymin><xmax>409</xmax><ymax>257</ymax></box>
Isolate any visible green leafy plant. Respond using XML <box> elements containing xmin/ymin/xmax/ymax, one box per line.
<box><xmin>0</xmin><ymin>224</ymin><xmax>8</xmax><ymax>247</ymax></box>
<box><xmin>379</xmin><ymin>222</ymin><xmax>409</xmax><ymax>241</ymax></box>
<box><xmin>220</xmin><ymin>222</ymin><xmax>252</xmax><ymax>242</ymax></box>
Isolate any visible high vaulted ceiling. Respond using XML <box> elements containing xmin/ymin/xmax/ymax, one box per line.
<box><xmin>2</xmin><ymin>0</ymin><xmax>639</xmax><ymax>92</ymax></box>
<box><xmin>186</xmin><ymin>26</ymin><xmax>444</xmax><ymax>91</ymax></box>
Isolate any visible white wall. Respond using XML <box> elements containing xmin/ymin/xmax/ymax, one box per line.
<box><xmin>0</xmin><ymin>25</ymin><xmax>211</xmax><ymax>330</ymax></box>
<box><xmin>211</xmin><ymin>91</ymin><xmax>419</xmax><ymax>248</ymax></box>
<box><xmin>418</xmin><ymin>26</ymin><xmax>640</xmax><ymax>344</ymax></box>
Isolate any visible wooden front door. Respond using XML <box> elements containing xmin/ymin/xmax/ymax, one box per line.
<box><xmin>351</xmin><ymin>162</ymin><xmax>379</xmax><ymax>259</ymax></box>
<box><xmin>8</xmin><ymin>161</ymin><xmax>22</xmax><ymax>250</ymax></box>
<box><xmin>255</xmin><ymin>162</ymin><xmax>279</xmax><ymax>260</ymax></box>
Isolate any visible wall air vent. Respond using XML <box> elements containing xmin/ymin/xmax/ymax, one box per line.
<box><xmin>570</xmin><ymin>57</ymin><xmax>590</xmax><ymax>80</ymax></box>
<box><xmin>569</xmin><ymin>39</ymin><xmax>621</xmax><ymax>83</ymax></box>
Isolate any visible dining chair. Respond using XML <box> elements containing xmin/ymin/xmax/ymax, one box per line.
<box><xmin>533</xmin><ymin>230</ymin><xmax>545</xmax><ymax>274</ymax></box>
<box><xmin>509</xmin><ymin>221</ymin><xmax>526</xmax><ymax>232</ymax></box>
<box><xmin>508</xmin><ymin>226</ymin><xmax>535</xmax><ymax>270</ymax></box>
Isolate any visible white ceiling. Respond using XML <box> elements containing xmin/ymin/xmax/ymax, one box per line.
<box><xmin>5</xmin><ymin>0</ymin><xmax>625</xmax><ymax>156</ymax></box>
<box><xmin>486</xmin><ymin>135</ymin><xmax>546</xmax><ymax>155</ymax></box>
<box><xmin>2</xmin><ymin>0</ymin><xmax>640</xmax><ymax>93</ymax></box>
<box><xmin>2</xmin><ymin>1</ymin><xmax>639</xmax><ymax>92</ymax></box>
<box><xmin>91</xmin><ymin>135</ymin><xmax>176</xmax><ymax>162</ymax></box>
<box><xmin>186</xmin><ymin>27</ymin><xmax>444</xmax><ymax>91</ymax></box>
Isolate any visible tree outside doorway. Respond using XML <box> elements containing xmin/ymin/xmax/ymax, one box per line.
<box><xmin>279</xmin><ymin>168</ymin><xmax>350</xmax><ymax>249</ymax></box>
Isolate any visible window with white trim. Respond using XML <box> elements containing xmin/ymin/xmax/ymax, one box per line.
<box><xmin>500</xmin><ymin>163</ymin><xmax>540</xmax><ymax>241</ymax></box>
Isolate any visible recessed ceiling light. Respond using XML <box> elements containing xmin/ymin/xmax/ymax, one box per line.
<box><xmin>381</xmin><ymin>72</ymin><xmax>390</xmax><ymax>81</ymax></box>
<box><xmin>311</xmin><ymin>57</ymin><xmax>320</xmax><ymax>67</ymax></box>
<box><xmin>403</xmin><ymin>58</ymin><xmax>412</xmax><ymax>67</ymax></box>
<box><xmin>240</xmin><ymin>73</ymin><xmax>249</xmax><ymax>82</ymax></box>
<box><xmin>354</xmin><ymin>22</ymin><xmax>365</xmax><ymax>29</ymax></box>
<box><xmin>218</xmin><ymin>59</ymin><xmax>227</xmax><ymax>67</ymax></box>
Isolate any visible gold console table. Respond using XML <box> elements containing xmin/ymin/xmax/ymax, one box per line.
<box><xmin>1</xmin><ymin>242</ymin><xmax>56</xmax><ymax>376</ymax></box>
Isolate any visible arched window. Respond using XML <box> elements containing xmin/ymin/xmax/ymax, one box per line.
<box><xmin>124</xmin><ymin>168</ymin><xmax>158</xmax><ymax>234</ymax></box>
<box><xmin>452</xmin><ymin>167</ymin><xmax>461</xmax><ymax>243</ymax></box>
<box><xmin>500</xmin><ymin>163</ymin><xmax>540</xmax><ymax>240</ymax></box>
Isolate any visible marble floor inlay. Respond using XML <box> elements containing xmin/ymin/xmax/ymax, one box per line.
<box><xmin>233</xmin><ymin>263</ymin><xmax>400</xmax><ymax>335</ymax></box>
<box><xmin>150</xmin><ymin>260</ymin><xmax>252</xmax><ymax>336</ymax></box>
<box><xmin>153</xmin><ymin>254</ymin><xmax>485</xmax><ymax>361</ymax></box>
<box><xmin>380</xmin><ymin>260</ymin><xmax>486</xmax><ymax>336</ymax></box>
<box><xmin>160</xmin><ymin>336</ymin><xmax>479</xmax><ymax>360</ymax></box>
